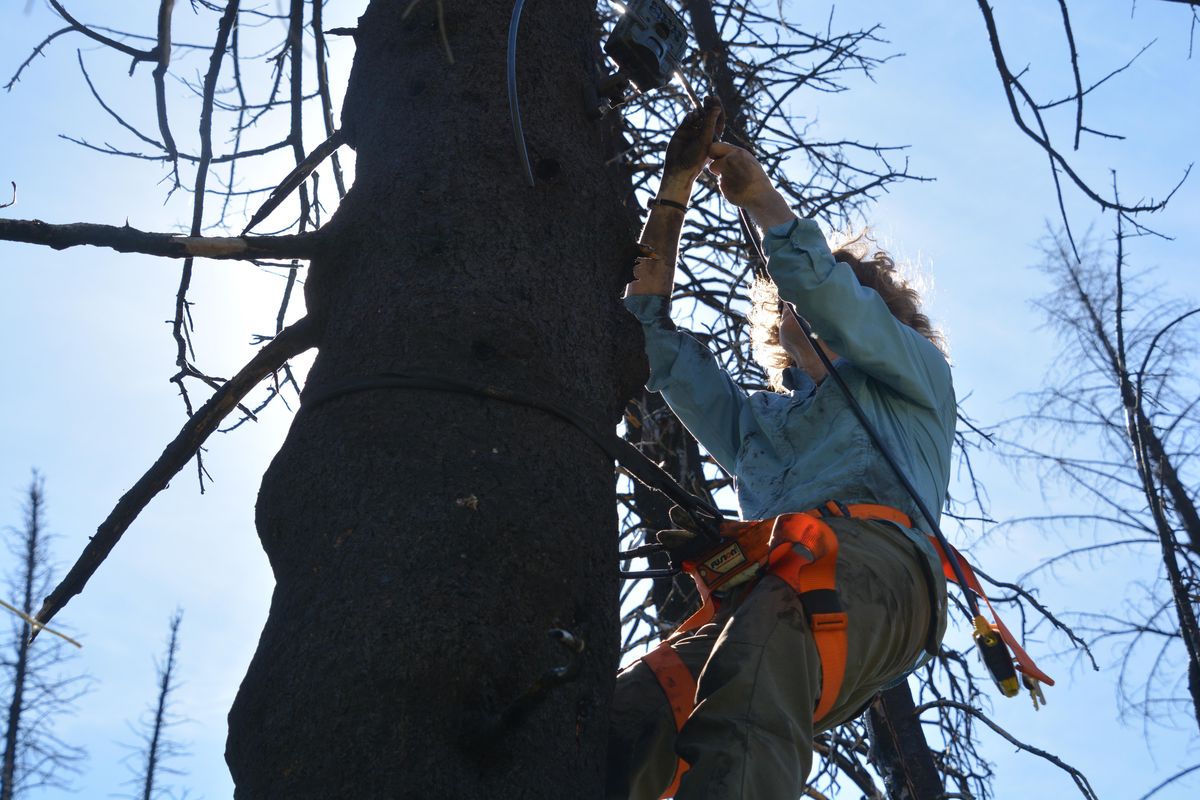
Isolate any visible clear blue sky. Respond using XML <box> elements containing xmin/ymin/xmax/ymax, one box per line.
<box><xmin>1</xmin><ymin>1</ymin><xmax>1198</xmax><ymax>798</ymax></box>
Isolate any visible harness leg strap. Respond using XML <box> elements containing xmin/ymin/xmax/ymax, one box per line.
<box><xmin>641</xmin><ymin>644</ymin><xmax>697</xmax><ymax>799</ymax></box>
<box><xmin>768</xmin><ymin>514</ymin><xmax>847</xmax><ymax>722</ymax></box>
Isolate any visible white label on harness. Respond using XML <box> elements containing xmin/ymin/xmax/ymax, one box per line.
<box><xmin>705</xmin><ymin>543</ymin><xmax>747</xmax><ymax>575</ymax></box>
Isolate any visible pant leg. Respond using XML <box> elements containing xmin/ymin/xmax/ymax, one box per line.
<box><xmin>672</xmin><ymin>518</ymin><xmax>940</xmax><ymax>800</ymax></box>
<box><xmin>672</xmin><ymin>575</ymin><xmax>820</xmax><ymax>800</ymax></box>
<box><xmin>607</xmin><ymin>616</ymin><xmax>728</xmax><ymax>800</ymax></box>
<box><xmin>817</xmin><ymin>517</ymin><xmax>942</xmax><ymax>725</ymax></box>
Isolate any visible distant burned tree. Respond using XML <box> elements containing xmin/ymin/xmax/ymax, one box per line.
<box><xmin>120</xmin><ymin>610</ymin><xmax>191</xmax><ymax>800</ymax></box>
<box><xmin>0</xmin><ymin>473</ymin><xmax>88</xmax><ymax>800</ymax></box>
<box><xmin>999</xmin><ymin>225</ymin><xmax>1200</xmax><ymax>738</ymax></box>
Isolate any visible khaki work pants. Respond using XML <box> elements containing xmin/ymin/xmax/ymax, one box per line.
<box><xmin>606</xmin><ymin>517</ymin><xmax>945</xmax><ymax>800</ymax></box>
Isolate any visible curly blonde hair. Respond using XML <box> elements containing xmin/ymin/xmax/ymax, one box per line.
<box><xmin>748</xmin><ymin>232</ymin><xmax>947</xmax><ymax>391</ymax></box>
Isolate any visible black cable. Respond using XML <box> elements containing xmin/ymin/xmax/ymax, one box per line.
<box><xmin>507</xmin><ymin>0</ymin><xmax>535</xmax><ymax>187</ymax></box>
<box><xmin>740</xmin><ymin>219</ymin><xmax>981</xmax><ymax>623</ymax></box>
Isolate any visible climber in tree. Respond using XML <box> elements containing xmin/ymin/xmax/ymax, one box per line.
<box><xmin>608</xmin><ymin>97</ymin><xmax>954</xmax><ymax>800</ymax></box>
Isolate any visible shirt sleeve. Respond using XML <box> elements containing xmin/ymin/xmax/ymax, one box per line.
<box><xmin>623</xmin><ymin>294</ymin><xmax>753</xmax><ymax>472</ymax></box>
<box><xmin>764</xmin><ymin>218</ymin><xmax>951</xmax><ymax>409</ymax></box>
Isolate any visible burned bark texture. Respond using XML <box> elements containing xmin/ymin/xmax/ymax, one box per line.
<box><xmin>866</xmin><ymin>685</ymin><xmax>945</xmax><ymax>800</ymax></box>
<box><xmin>226</xmin><ymin>2</ymin><xmax>643</xmax><ymax>797</ymax></box>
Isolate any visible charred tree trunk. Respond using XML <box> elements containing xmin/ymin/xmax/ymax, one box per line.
<box><xmin>226</xmin><ymin>2</ymin><xmax>643</xmax><ymax>797</ymax></box>
<box><xmin>139</xmin><ymin>611</ymin><xmax>183</xmax><ymax>800</ymax></box>
<box><xmin>1132</xmin><ymin>406</ymin><xmax>1200</xmax><ymax>555</ymax></box>
<box><xmin>0</xmin><ymin>474</ymin><xmax>85</xmax><ymax>797</ymax></box>
<box><xmin>0</xmin><ymin>482</ymin><xmax>40</xmax><ymax>800</ymax></box>
<box><xmin>1126</xmin><ymin>403</ymin><xmax>1200</xmax><ymax>731</ymax></box>
<box><xmin>866</xmin><ymin>685</ymin><xmax>945</xmax><ymax>799</ymax></box>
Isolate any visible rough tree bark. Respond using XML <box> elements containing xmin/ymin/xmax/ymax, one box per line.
<box><xmin>866</xmin><ymin>686</ymin><xmax>946</xmax><ymax>800</ymax></box>
<box><xmin>225</xmin><ymin>2</ymin><xmax>643</xmax><ymax>797</ymax></box>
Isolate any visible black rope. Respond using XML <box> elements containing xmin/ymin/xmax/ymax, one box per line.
<box><xmin>741</xmin><ymin>218</ymin><xmax>981</xmax><ymax>623</ymax></box>
<box><xmin>794</xmin><ymin>314</ymin><xmax>978</xmax><ymax>623</ymax></box>
<box><xmin>507</xmin><ymin>0</ymin><xmax>535</xmax><ymax>187</ymax></box>
<box><xmin>300</xmin><ymin>371</ymin><xmax>724</xmax><ymax>542</ymax></box>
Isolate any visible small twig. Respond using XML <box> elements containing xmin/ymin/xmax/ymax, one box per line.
<box><xmin>974</xmin><ymin>566</ymin><xmax>1099</xmax><ymax>670</ymax></box>
<box><xmin>313</xmin><ymin>0</ymin><xmax>347</xmax><ymax>198</ymax></box>
<box><xmin>47</xmin><ymin>1</ymin><xmax>156</xmax><ymax>61</ymax></box>
<box><xmin>76</xmin><ymin>50</ymin><xmax>167</xmax><ymax>151</ymax></box>
<box><xmin>0</xmin><ymin>181</ymin><xmax>15</xmax><ymax>209</ymax></box>
<box><xmin>243</xmin><ymin>131</ymin><xmax>344</xmax><ymax>234</ymax></box>
<box><xmin>1136</xmin><ymin>762</ymin><xmax>1200</xmax><ymax>800</ymax></box>
<box><xmin>151</xmin><ymin>0</ymin><xmax>180</xmax><ymax>184</ymax></box>
<box><xmin>4</xmin><ymin>26</ymin><xmax>74</xmax><ymax>90</ymax></box>
<box><xmin>1054</xmin><ymin>0</ymin><xmax>1085</xmax><ymax>150</ymax></box>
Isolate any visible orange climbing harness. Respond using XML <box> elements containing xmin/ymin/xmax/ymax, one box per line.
<box><xmin>641</xmin><ymin>500</ymin><xmax>1055</xmax><ymax>799</ymax></box>
<box><xmin>641</xmin><ymin>501</ymin><xmax>891</xmax><ymax>797</ymax></box>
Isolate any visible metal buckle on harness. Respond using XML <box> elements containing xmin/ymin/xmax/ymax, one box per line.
<box><xmin>816</xmin><ymin>499</ymin><xmax>853</xmax><ymax>519</ymax></box>
<box><xmin>799</xmin><ymin>588</ymin><xmax>848</xmax><ymax>632</ymax></box>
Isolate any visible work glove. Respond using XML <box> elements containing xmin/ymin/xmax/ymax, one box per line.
<box><xmin>654</xmin><ymin>505</ymin><xmax>712</xmax><ymax>563</ymax></box>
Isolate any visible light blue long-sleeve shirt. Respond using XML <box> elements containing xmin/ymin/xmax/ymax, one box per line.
<box><xmin>624</xmin><ymin>217</ymin><xmax>956</xmax><ymax>589</ymax></box>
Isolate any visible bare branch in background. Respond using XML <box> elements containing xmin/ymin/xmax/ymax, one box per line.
<box><xmin>168</xmin><ymin>0</ymin><xmax>241</xmax><ymax>489</ymax></box>
<box><xmin>33</xmin><ymin>316</ymin><xmax>319</xmax><ymax>632</ymax></box>
<box><xmin>975</xmin><ymin>0</ymin><xmax>1193</xmax><ymax>254</ymax></box>
<box><xmin>313</xmin><ymin>0</ymin><xmax>347</xmax><ymax>199</ymax></box>
<box><xmin>4</xmin><ymin>26</ymin><xmax>73</xmax><ymax>90</ymax></box>
<box><xmin>0</xmin><ymin>218</ymin><xmax>323</xmax><ymax>261</ymax></box>
<box><xmin>150</xmin><ymin>1</ymin><xmax>180</xmax><ymax>183</ymax></box>
<box><xmin>45</xmin><ymin>1</ymin><xmax>157</xmax><ymax>61</ymax></box>
<box><xmin>915</xmin><ymin>699</ymin><xmax>1100</xmax><ymax>800</ymax></box>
